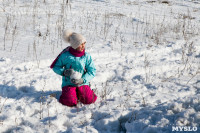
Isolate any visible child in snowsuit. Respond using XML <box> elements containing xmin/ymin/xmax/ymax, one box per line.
<box><xmin>50</xmin><ymin>30</ymin><xmax>97</xmax><ymax>107</ymax></box>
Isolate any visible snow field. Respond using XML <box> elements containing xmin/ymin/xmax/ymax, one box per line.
<box><xmin>0</xmin><ymin>0</ymin><xmax>200</xmax><ymax>132</ymax></box>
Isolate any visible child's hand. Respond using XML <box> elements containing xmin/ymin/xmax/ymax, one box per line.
<box><xmin>71</xmin><ymin>78</ymin><xmax>83</xmax><ymax>85</ymax></box>
<box><xmin>63</xmin><ymin>69</ymin><xmax>73</xmax><ymax>76</ymax></box>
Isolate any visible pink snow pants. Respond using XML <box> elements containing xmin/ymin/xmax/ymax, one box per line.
<box><xmin>59</xmin><ymin>85</ymin><xmax>97</xmax><ymax>107</ymax></box>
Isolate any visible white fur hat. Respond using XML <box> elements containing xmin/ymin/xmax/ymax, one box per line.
<box><xmin>63</xmin><ymin>29</ymin><xmax>86</xmax><ymax>49</ymax></box>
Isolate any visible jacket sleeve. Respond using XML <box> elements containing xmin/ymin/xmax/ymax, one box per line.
<box><xmin>52</xmin><ymin>54</ymin><xmax>64</xmax><ymax>76</ymax></box>
<box><xmin>82</xmin><ymin>54</ymin><xmax>96</xmax><ymax>83</ymax></box>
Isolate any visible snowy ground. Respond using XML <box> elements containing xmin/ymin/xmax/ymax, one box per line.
<box><xmin>0</xmin><ymin>0</ymin><xmax>200</xmax><ymax>133</ymax></box>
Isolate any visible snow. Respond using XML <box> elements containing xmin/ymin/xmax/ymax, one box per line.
<box><xmin>70</xmin><ymin>70</ymin><xmax>82</xmax><ymax>81</ymax></box>
<box><xmin>0</xmin><ymin>0</ymin><xmax>200</xmax><ymax>132</ymax></box>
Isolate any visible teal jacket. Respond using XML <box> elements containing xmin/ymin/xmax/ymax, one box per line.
<box><xmin>52</xmin><ymin>51</ymin><xmax>96</xmax><ymax>87</ymax></box>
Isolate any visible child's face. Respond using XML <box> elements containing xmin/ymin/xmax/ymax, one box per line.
<box><xmin>76</xmin><ymin>42</ymin><xmax>86</xmax><ymax>52</ymax></box>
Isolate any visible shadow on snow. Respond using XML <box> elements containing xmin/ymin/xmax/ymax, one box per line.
<box><xmin>0</xmin><ymin>84</ymin><xmax>61</xmax><ymax>103</ymax></box>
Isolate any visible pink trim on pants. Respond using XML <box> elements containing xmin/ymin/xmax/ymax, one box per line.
<box><xmin>59</xmin><ymin>85</ymin><xmax>97</xmax><ymax>107</ymax></box>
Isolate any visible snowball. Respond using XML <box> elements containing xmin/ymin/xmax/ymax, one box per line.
<box><xmin>70</xmin><ymin>69</ymin><xmax>82</xmax><ymax>80</ymax></box>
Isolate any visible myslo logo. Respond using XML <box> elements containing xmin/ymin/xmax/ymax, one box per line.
<box><xmin>172</xmin><ymin>126</ymin><xmax>198</xmax><ymax>132</ymax></box>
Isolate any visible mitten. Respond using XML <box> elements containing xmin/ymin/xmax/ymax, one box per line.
<box><xmin>63</xmin><ymin>69</ymin><xmax>73</xmax><ymax>77</ymax></box>
<box><xmin>70</xmin><ymin>78</ymin><xmax>83</xmax><ymax>85</ymax></box>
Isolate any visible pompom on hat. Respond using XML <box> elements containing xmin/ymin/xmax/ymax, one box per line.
<box><xmin>63</xmin><ymin>29</ymin><xmax>86</xmax><ymax>49</ymax></box>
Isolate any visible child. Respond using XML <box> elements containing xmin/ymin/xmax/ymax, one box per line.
<box><xmin>50</xmin><ymin>30</ymin><xmax>97</xmax><ymax>107</ymax></box>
